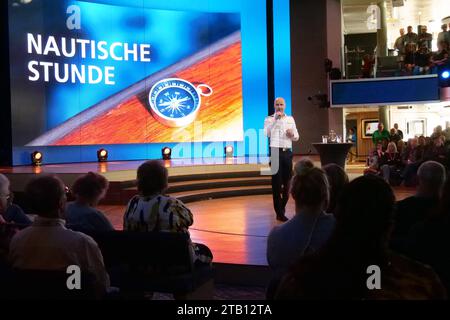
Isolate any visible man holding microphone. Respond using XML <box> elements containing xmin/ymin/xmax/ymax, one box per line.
<box><xmin>264</xmin><ymin>97</ymin><xmax>299</xmax><ymax>221</ymax></box>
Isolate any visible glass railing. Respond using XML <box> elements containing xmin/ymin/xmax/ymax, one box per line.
<box><xmin>341</xmin><ymin>45</ymin><xmax>449</xmax><ymax>80</ymax></box>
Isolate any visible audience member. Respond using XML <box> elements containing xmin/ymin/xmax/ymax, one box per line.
<box><xmin>389</xmin><ymin>128</ymin><xmax>401</xmax><ymax>144</ymax></box>
<box><xmin>8</xmin><ymin>175</ymin><xmax>110</xmax><ymax>297</ymax></box>
<box><xmin>430</xmin><ymin>41</ymin><xmax>449</xmax><ymax>73</ymax></box>
<box><xmin>372</xmin><ymin>123</ymin><xmax>390</xmax><ymax>146</ymax></box>
<box><xmin>404</xmin><ymin>26</ymin><xmax>419</xmax><ymax>46</ymax></box>
<box><xmin>379</xmin><ymin>142</ymin><xmax>403</xmax><ymax>185</ymax></box>
<box><xmin>396</xmin><ymin>139</ymin><xmax>405</xmax><ymax>155</ymax></box>
<box><xmin>394</xmin><ymin>28</ymin><xmax>405</xmax><ymax>56</ymax></box>
<box><xmin>0</xmin><ymin>174</ymin><xmax>31</xmax><ymax>226</ymax></box>
<box><xmin>123</xmin><ymin>160</ymin><xmax>212</xmax><ymax>265</ymax></box>
<box><xmin>394</xmin><ymin>123</ymin><xmax>403</xmax><ymax>140</ymax></box>
<box><xmin>414</xmin><ymin>44</ymin><xmax>431</xmax><ymax>75</ymax></box>
<box><xmin>404</xmin><ymin>43</ymin><xmax>417</xmax><ymax>73</ymax></box>
<box><xmin>346</xmin><ymin>127</ymin><xmax>357</xmax><ymax>163</ymax></box>
<box><xmin>430</xmin><ymin>125</ymin><xmax>446</xmax><ymax>143</ymax></box>
<box><xmin>364</xmin><ymin>142</ymin><xmax>384</xmax><ymax>175</ymax></box>
<box><xmin>65</xmin><ymin>172</ymin><xmax>114</xmax><ymax>233</ymax></box>
<box><xmin>401</xmin><ymin>138</ymin><xmax>423</xmax><ymax>187</ymax></box>
<box><xmin>275</xmin><ymin>175</ymin><xmax>446</xmax><ymax>299</ymax></box>
<box><xmin>267</xmin><ymin>159</ymin><xmax>335</xmax><ymax>297</ymax></box>
<box><xmin>402</xmin><ymin>177</ymin><xmax>450</xmax><ymax>292</ymax></box>
<box><xmin>322</xmin><ymin>163</ymin><xmax>349</xmax><ymax>215</ymax></box>
<box><xmin>423</xmin><ymin>136</ymin><xmax>447</xmax><ymax>166</ymax></box>
<box><xmin>361</xmin><ymin>54</ymin><xmax>375</xmax><ymax>78</ymax></box>
<box><xmin>391</xmin><ymin>161</ymin><xmax>445</xmax><ymax>241</ymax></box>
<box><xmin>437</xmin><ymin>24</ymin><xmax>449</xmax><ymax>47</ymax></box>
<box><xmin>418</xmin><ymin>25</ymin><xmax>432</xmax><ymax>50</ymax></box>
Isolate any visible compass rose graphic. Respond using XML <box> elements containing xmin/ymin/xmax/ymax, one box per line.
<box><xmin>148</xmin><ymin>78</ymin><xmax>212</xmax><ymax>127</ymax></box>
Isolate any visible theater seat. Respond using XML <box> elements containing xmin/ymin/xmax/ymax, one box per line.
<box><xmin>7</xmin><ymin>268</ymin><xmax>97</xmax><ymax>300</ymax></box>
<box><xmin>87</xmin><ymin>231</ymin><xmax>214</xmax><ymax>299</ymax></box>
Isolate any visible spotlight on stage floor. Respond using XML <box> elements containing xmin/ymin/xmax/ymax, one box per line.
<box><xmin>31</xmin><ymin>151</ymin><xmax>43</xmax><ymax>166</ymax></box>
<box><xmin>97</xmin><ymin>148</ymin><xmax>108</xmax><ymax>162</ymax></box>
<box><xmin>162</xmin><ymin>147</ymin><xmax>172</xmax><ymax>160</ymax></box>
<box><xmin>225</xmin><ymin>145</ymin><xmax>234</xmax><ymax>157</ymax></box>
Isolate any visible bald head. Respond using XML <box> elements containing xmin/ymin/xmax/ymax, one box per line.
<box><xmin>274</xmin><ymin>97</ymin><xmax>286</xmax><ymax>115</ymax></box>
<box><xmin>417</xmin><ymin>161</ymin><xmax>446</xmax><ymax>196</ymax></box>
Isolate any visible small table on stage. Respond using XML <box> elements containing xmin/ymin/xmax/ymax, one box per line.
<box><xmin>312</xmin><ymin>142</ymin><xmax>353</xmax><ymax>169</ymax></box>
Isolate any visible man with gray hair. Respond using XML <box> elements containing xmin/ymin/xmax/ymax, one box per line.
<box><xmin>9</xmin><ymin>175</ymin><xmax>110</xmax><ymax>296</ymax></box>
<box><xmin>0</xmin><ymin>174</ymin><xmax>31</xmax><ymax>226</ymax></box>
<box><xmin>392</xmin><ymin>161</ymin><xmax>446</xmax><ymax>241</ymax></box>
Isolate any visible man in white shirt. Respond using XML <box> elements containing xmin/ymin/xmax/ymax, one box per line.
<box><xmin>8</xmin><ymin>175</ymin><xmax>110</xmax><ymax>297</ymax></box>
<box><xmin>264</xmin><ymin>97</ymin><xmax>299</xmax><ymax>221</ymax></box>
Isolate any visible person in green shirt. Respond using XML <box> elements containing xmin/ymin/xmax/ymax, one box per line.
<box><xmin>372</xmin><ymin>123</ymin><xmax>390</xmax><ymax>146</ymax></box>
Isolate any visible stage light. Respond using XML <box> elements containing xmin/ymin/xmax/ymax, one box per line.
<box><xmin>441</xmin><ymin>71</ymin><xmax>450</xmax><ymax>80</ymax></box>
<box><xmin>162</xmin><ymin>147</ymin><xmax>172</xmax><ymax>160</ymax></box>
<box><xmin>31</xmin><ymin>151</ymin><xmax>43</xmax><ymax>166</ymax></box>
<box><xmin>97</xmin><ymin>148</ymin><xmax>108</xmax><ymax>162</ymax></box>
<box><xmin>224</xmin><ymin>145</ymin><xmax>234</xmax><ymax>157</ymax></box>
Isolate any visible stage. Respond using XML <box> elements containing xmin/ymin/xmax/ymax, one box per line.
<box><xmin>0</xmin><ymin>156</ymin><xmax>415</xmax><ymax>285</ymax></box>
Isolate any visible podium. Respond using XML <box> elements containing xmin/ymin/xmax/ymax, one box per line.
<box><xmin>312</xmin><ymin>143</ymin><xmax>353</xmax><ymax>169</ymax></box>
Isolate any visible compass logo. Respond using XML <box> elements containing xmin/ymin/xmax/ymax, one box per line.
<box><xmin>148</xmin><ymin>78</ymin><xmax>212</xmax><ymax>127</ymax></box>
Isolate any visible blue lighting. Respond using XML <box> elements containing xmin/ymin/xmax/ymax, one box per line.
<box><xmin>442</xmin><ymin>71</ymin><xmax>450</xmax><ymax>80</ymax></box>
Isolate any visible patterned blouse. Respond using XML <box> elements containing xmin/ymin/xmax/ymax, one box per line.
<box><xmin>123</xmin><ymin>194</ymin><xmax>193</xmax><ymax>233</ymax></box>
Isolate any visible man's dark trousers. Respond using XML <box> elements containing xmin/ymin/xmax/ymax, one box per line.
<box><xmin>271</xmin><ymin>148</ymin><xmax>293</xmax><ymax>218</ymax></box>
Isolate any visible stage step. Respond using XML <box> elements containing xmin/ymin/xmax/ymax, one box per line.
<box><xmin>104</xmin><ymin>171</ymin><xmax>273</xmax><ymax>205</ymax></box>
<box><xmin>115</xmin><ymin>170</ymin><xmax>267</xmax><ymax>189</ymax></box>
<box><xmin>169</xmin><ymin>176</ymin><xmax>271</xmax><ymax>193</ymax></box>
<box><xmin>119</xmin><ymin>185</ymin><xmax>272</xmax><ymax>204</ymax></box>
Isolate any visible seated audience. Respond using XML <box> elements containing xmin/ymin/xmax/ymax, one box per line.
<box><xmin>430</xmin><ymin>125</ymin><xmax>446</xmax><ymax>142</ymax></box>
<box><xmin>401</xmin><ymin>138</ymin><xmax>423</xmax><ymax>187</ymax></box>
<box><xmin>402</xmin><ymin>177</ymin><xmax>450</xmax><ymax>293</ymax></box>
<box><xmin>389</xmin><ymin>128</ymin><xmax>401</xmax><ymax>144</ymax></box>
<box><xmin>65</xmin><ymin>172</ymin><xmax>114</xmax><ymax>233</ymax></box>
<box><xmin>267</xmin><ymin>159</ymin><xmax>335</xmax><ymax>297</ymax></box>
<box><xmin>379</xmin><ymin>142</ymin><xmax>403</xmax><ymax>185</ymax></box>
<box><xmin>414</xmin><ymin>44</ymin><xmax>431</xmax><ymax>75</ymax></box>
<box><xmin>364</xmin><ymin>142</ymin><xmax>384</xmax><ymax>175</ymax></box>
<box><xmin>322</xmin><ymin>163</ymin><xmax>349</xmax><ymax>214</ymax></box>
<box><xmin>430</xmin><ymin>41</ymin><xmax>449</xmax><ymax>73</ymax></box>
<box><xmin>8</xmin><ymin>175</ymin><xmax>110</xmax><ymax>297</ymax></box>
<box><xmin>423</xmin><ymin>136</ymin><xmax>447</xmax><ymax>166</ymax></box>
<box><xmin>361</xmin><ymin>54</ymin><xmax>375</xmax><ymax>78</ymax></box>
<box><xmin>403</xmin><ymin>43</ymin><xmax>417</xmax><ymax>74</ymax></box>
<box><xmin>396</xmin><ymin>139</ymin><xmax>405</xmax><ymax>155</ymax></box>
<box><xmin>0</xmin><ymin>174</ymin><xmax>32</xmax><ymax>226</ymax></box>
<box><xmin>123</xmin><ymin>160</ymin><xmax>212</xmax><ymax>265</ymax></box>
<box><xmin>275</xmin><ymin>175</ymin><xmax>446</xmax><ymax>300</ymax></box>
<box><xmin>391</xmin><ymin>161</ymin><xmax>446</xmax><ymax>242</ymax></box>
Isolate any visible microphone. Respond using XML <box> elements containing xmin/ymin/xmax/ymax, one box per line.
<box><xmin>275</xmin><ymin>112</ymin><xmax>282</xmax><ymax>120</ymax></box>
